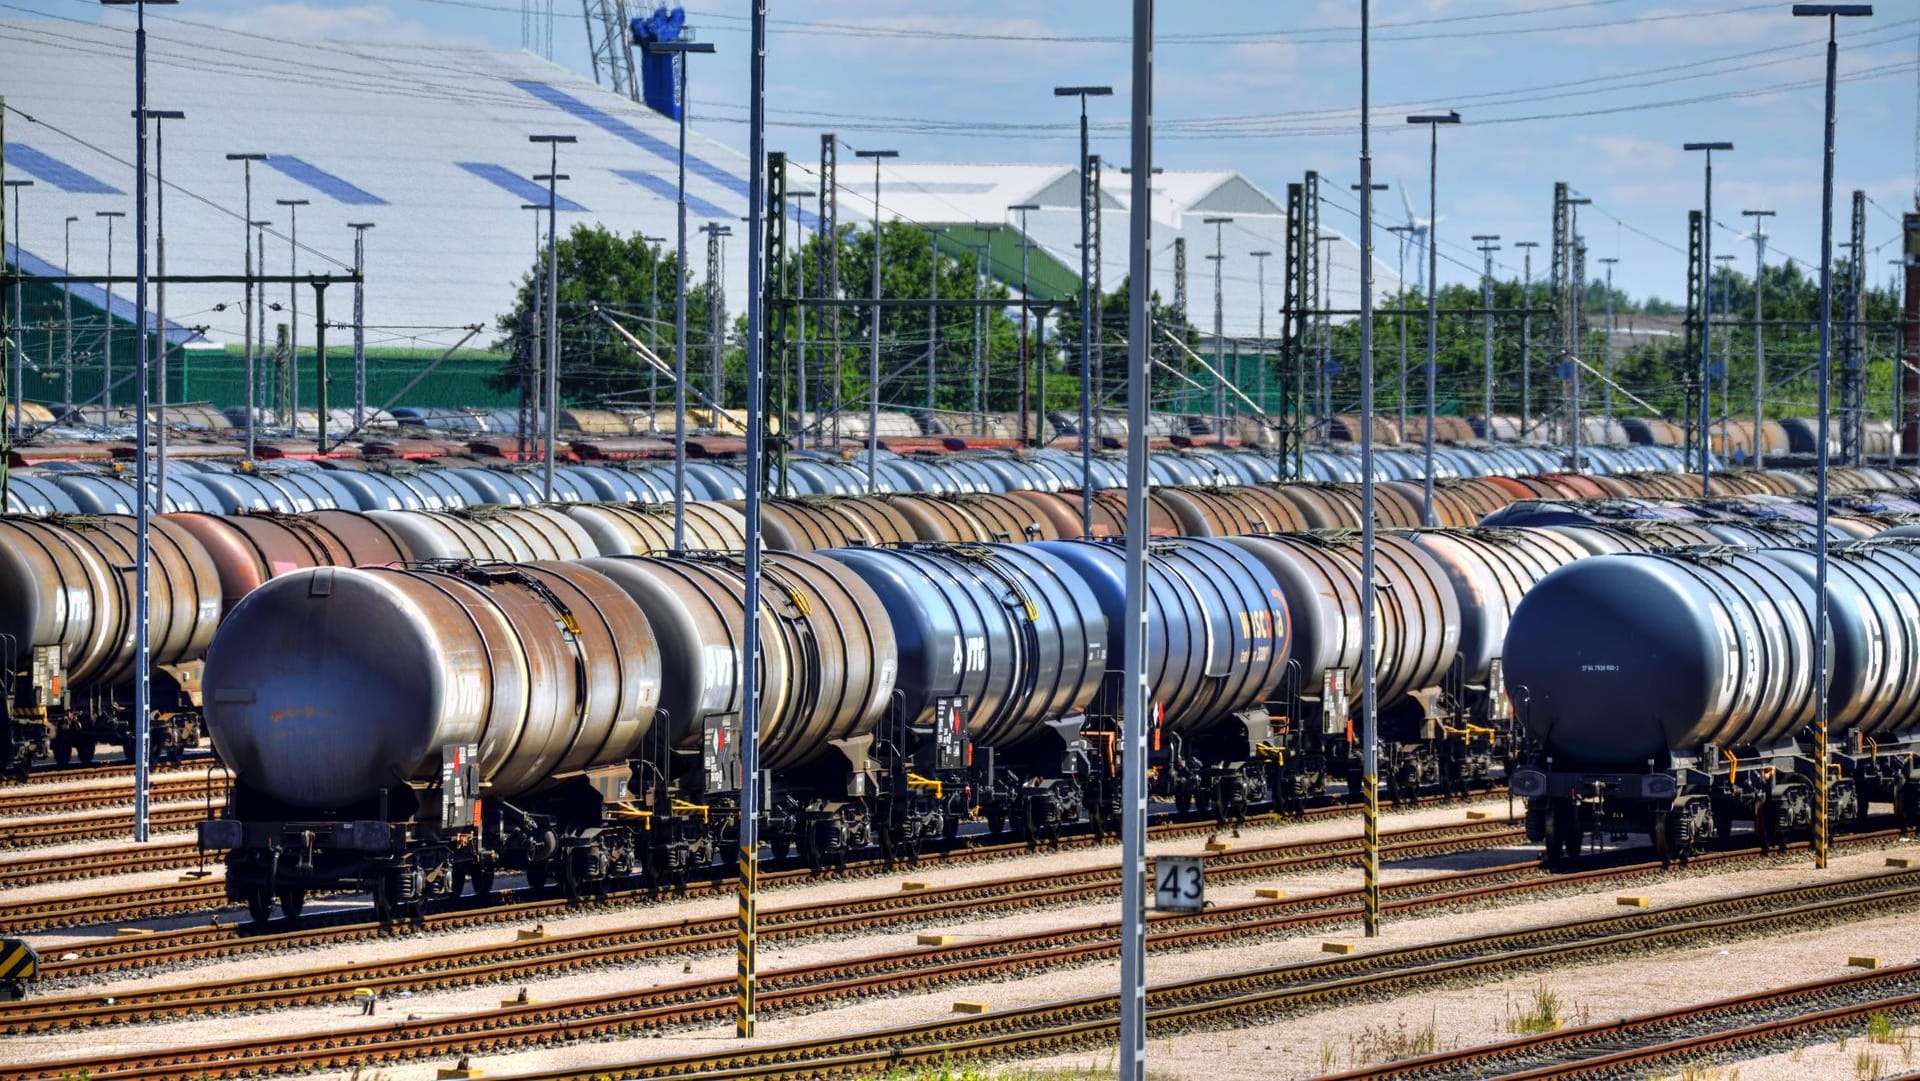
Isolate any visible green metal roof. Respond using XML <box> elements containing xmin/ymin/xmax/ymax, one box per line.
<box><xmin>929</xmin><ymin>224</ymin><xmax>1080</xmax><ymax>307</ymax></box>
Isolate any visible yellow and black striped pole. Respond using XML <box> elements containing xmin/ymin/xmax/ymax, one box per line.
<box><xmin>1363</xmin><ymin>768</ymin><xmax>1380</xmax><ymax>934</ymax></box>
<box><xmin>737</xmin><ymin>842</ymin><xmax>757</xmax><ymax>1037</ymax></box>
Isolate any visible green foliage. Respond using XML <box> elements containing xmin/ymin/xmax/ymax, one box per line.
<box><xmin>493</xmin><ymin>223</ymin><xmax>710</xmax><ymax>408</ymax></box>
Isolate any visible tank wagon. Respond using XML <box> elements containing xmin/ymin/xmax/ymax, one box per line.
<box><xmin>1504</xmin><ymin>541</ymin><xmax>1920</xmax><ymax>862</ymax></box>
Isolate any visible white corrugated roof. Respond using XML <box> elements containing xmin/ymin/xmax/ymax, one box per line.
<box><xmin>2</xmin><ymin>18</ymin><xmax>1393</xmax><ymax>349</ymax></box>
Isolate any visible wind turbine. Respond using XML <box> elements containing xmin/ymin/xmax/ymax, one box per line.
<box><xmin>1397</xmin><ymin>181</ymin><xmax>1442</xmax><ymax>296</ymax></box>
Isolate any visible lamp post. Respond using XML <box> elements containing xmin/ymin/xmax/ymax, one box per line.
<box><xmin>1010</xmin><ymin>202</ymin><xmax>1038</xmax><ymax>446</ymax></box>
<box><xmin>1471</xmin><ymin>234</ymin><xmax>1500</xmax><ymax>442</ymax></box>
<box><xmin>96</xmin><ymin>210</ymin><xmax>125</xmax><ymax>419</ymax></box>
<box><xmin>854</xmin><ymin>148</ymin><xmax>898</xmax><ymax>495</ymax></box>
<box><xmin>1056</xmin><ymin>85</ymin><xmax>1112</xmax><ymax>535</ymax></box>
<box><xmin>529</xmin><ymin>134</ymin><xmax>575</xmax><ymax>502</ymax></box>
<box><xmin>1742</xmin><ymin>209</ymin><xmax>1776</xmax><ymax>467</ymax></box>
<box><xmin>520</xmin><ymin>203</ymin><xmax>546</xmax><ymax>459</ymax></box>
<box><xmin>348</xmin><ymin>222</ymin><xmax>374</xmax><ymax>431</ymax></box>
<box><xmin>637</xmin><ymin>35</ymin><xmax>715</xmax><ymax>552</ymax></box>
<box><xmin>102</xmin><ymin>0</ymin><xmax>178</xmax><ymax>845</ymax></box>
<box><xmin>225</xmin><ymin>152</ymin><xmax>265</xmax><ymax>457</ymax></box>
<box><xmin>1794</xmin><ymin>1</ymin><xmax>1872</xmax><ymax>872</ymax></box>
<box><xmin>636</xmin><ymin>233</ymin><xmax>667</xmax><ymax>429</ymax></box>
<box><xmin>3</xmin><ymin>179</ymin><xmax>30</xmax><ymax>442</ymax></box>
<box><xmin>1599</xmin><ymin>256</ymin><xmax>1619</xmax><ymax>437</ymax></box>
<box><xmin>143</xmin><ymin>109</ymin><xmax>182</xmax><ymax>505</ymax></box>
<box><xmin>1683</xmin><ymin>140</ymin><xmax>1734</xmax><ymax>493</ymax></box>
<box><xmin>1251</xmin><ymin>248</ymin><xmax>1272</xmax><ymax>436</ymax></box>
<box><xmin>1514</xmin><ymin>240</ymin><xmax>1539</xmax><ymax>440</ymax></box>
<box><xmin>254</xmin><ymin>219</ymin><xmax>269</xmax><ymax>416</ymax></box>
<box><xmin>274</xmin><ymin>198</ymin><xmax>309</xmax><ymax>430</ymax></box>
<box><xmin>63</xmin><ymin>214</ymin><xmax>77</xmax><ymax>418</ymax></box>
<box><xmin>1406</xmin><ymin>111</ymin><xmax>1459</xmax><ymax>525</ymax></box>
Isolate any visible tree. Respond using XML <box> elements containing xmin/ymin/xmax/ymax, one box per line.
<box><xmin>493</xmin><ymin>223</ymin><xmax>716</xmax><ymax>409</ymax></box>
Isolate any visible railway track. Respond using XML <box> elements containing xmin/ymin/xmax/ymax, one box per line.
<box><xmin>14</xmin><ymin>860</ymin><xmax>1919</xmax><ymax>1081</ymax></box>
<box><xmin>0</xmin><ymin>802</ymin><xmax>216</xmax><ymax>850</ymax></box>
<box><xmin>5</xmin><ymin>752</ymin><xmax>217</xmax><ymax>789</ymax></box>
<box><xmin>0</xmin><ymin>839</ymin><xmax>209</xmax><ymax>896</ymax></box>
<box><xmin>0</xmin><ymin>793</ymin><xmax>1506</xmax><ymax>933</ymax></box>
<box><xmin>1315</xmin><ymin>964</ymin><xmax>1920</xmax><ymax>1080</ymax></box>
<box><xmin>0</xmin><ymin>775</ymin><xmax>219</xmax><ymax>818</ymax></box>
<box><xmin>11</xmin><ymin>818</ymin><xmax>1521</xmax><ymax>1020</ymax></box>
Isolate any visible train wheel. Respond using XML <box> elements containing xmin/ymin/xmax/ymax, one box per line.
<box><xmin>77</xmin><ymin>741</ymin><xmax>96</xmax><ymax>767</ymax></box>
<box><xmin>372</xmin><ymin>882</ymin><xmax>394</xmax><ymax>925</ymax></box>
<box><xmin>245</xmin><ymin>887</ymin><xmax>273</xmax><ymax>925</ymax></box>
<box><xmin>471</xmin><ymin>869</ymin><xmax>495</xmax><ymax>899</ymax></box>
<box><xmin>1550</xmin><ymin>799</ymin><xmax>1580</xmax><ymax>860</ymax></box>
<box><xmin>50</xmin><ymin>736</ymin><xmax>70</xmax><ymax>768</ymax></box>
<box><xmin>526</xmin><ymin>861</ymin><xmax>551</xmax><ymax>890</ymax></box>
<box><xmin>277</xmin><ymin>887</ymin><xmax>306</xmax><ymax>919</ymax></box>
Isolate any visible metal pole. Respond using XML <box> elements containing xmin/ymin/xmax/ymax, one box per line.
<box><xmin>1391</xmin><ymin>229</ymin><xmax>1408</xmax><ymax>439</ymax></box>
<box><xmin>1600</xmin><ymin>257</ymin><xmax>1618</xmax><ymax>436</ymax></box>
<box><xmin>63</xmin><ymin>215</ymin><xmax>74</xmax><ymax>419</ymax></box>
<box><xmin>540</xmin><ymin>147</ymin><xmax>564</xmax><ymax>500</ymax></box>
<box><xmin>1425</xmin><ymin>125</ymin><xmax>1437</xmax><ymax>522</ymax></box>
<box><xmin>255</xmin><ymin>222</ymin><xmax>266</xmax><ymax>423</ymax></box>
<box><xmin>1081</xmin><ymin>155</ymin><xmax>1095</xmax><ymax>518</ymax></box>
<box><xmin>1717</xmin><ymin>254</ymin><xmax>1735</xmax><ymax>455</ymax></box>
<box><xmin>1406</xmin><ymin>112</ymin><xmax>1457</xmax><ymax>524</ymax></box>
<box><xmin>737</xmin><ymin>0</ymin><xmax>767</xmax><ymax>1038</ymax></box>
<box><xmin>927</xmin><ymin>229</ymin><xmax>939</xmax><ymax>418</ymax></box>
<box><xmin>1012</xmin><ymin>204</ymin><xmax>1036</xmax><ymax>444</ymax></box>
<box><xmin>649</xmin><ymin>237</ymin><xmax>663</xmax><ymax>433</ymax></box>
<box><xmin>1206</xmin><ymin>218</ymin><xmax>1232</xmax><ymax>446</ymax></box>
<box><xmin>100</xmin><ymin>211</ymin><xmax>120</xmax><ymax>420</ymax></box>
<box><xmin>1684</xmin><ymin>141</ymin><xmax>1733</xmax><ymax>493</ymax></box>
<box><xmin>1795</xmin><ymin>2</ymin><xmax>1872</xmax><ymax>870</ymax></box>
<box><xmin>152</xmin><ymin>114</ymin><xmax>175</xmax><ymax>506</ymax></box>
<box><xmin>972</xmin><ymin>242</ymin><xmax>985</xmax><ymax>435</ymax></box>
<box><xmin>6</xmin><ymin>181</ymin><xmax>26</xmax><ymax>446</ymax></box>
<box><xmin>1745</xmin><ymin>210</ymin><xmax>1775</xmax><ymax>468</ymax></box>
<box><xmin>226</xmin><ymin>154</ymin><xmax>261</xmax><ymax>455</ymax></box>
<box><xmin>638</xmin><ymin>35</ymin><xmax>711</xmax><ymax>547</ymax></box>
<box><xmin>350</xmin><ymin>222</ymin><xmax>373</xmax><ymax>432</ymax></box>
<box><xmin>276</xmin><ymin>199</ymin><xmax>307</xmax><ymax>429</ymax></box>
<box><xmin>1516</xmin><ymin>241</ymin><xmax>1537</xmax><ymax>440</ymax></box>
<box><xmin>1119</xmin><ymin>1</ymin><xmax>1152</xmax><ymax>1075</ymax></box>
<box><xmin>856</xmin><ymin>149</ymin><xmax>898</xmax><ymax>493</ymax></box>
<box><xmin>1472</xmin><ymin>235</ymin><xmax>1499</xmax><ymax>441</ymax></box>
<box><xmin>128</xmin><ymin>0</ymin><xmax>155</xmax><ymax>845</ymax></box>
<box><xmin>1357</xmin><ymin>0</ymin><xmax>1381</xmax><ymax>939</ymax></box>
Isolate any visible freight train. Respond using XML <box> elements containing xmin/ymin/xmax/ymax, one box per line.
<box><xmin>192</xmin><ymin>511</ymin><xmax>1774</xmax><ymax>924</ymax></box>
<box><xmin>1505</xmin><ymin>540</ymin><xmax>1920</xmax><ymax>863</ymax></box>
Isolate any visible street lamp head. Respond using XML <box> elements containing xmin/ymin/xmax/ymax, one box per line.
<box><xmin>348</xmin><ymin>222</ymin><xmax>375</xmax><ymax>230</ymax></box>
<box><xmin>854</xmin><ymin>149</ymin><xmax>900</xmax><ymax>159</ymax></box>
<box><xmin>133</xmin><ymin>108</ymin><xmax>185</xmax><ymax>120</ymax></box>
<box><xmin>638</xmin><ymin>39</ymin><xmax>716</xmax><ymax>54</ymax></box>
<box><xmin>534</xmin><ymin>173</ymin><xmax>571</xmax><ymax>182</ymax></box>
<box><xmin>96</xmin><ymin>210</ymin><xmax>126</xmax><ymax>218</ymax></box>
<box><xmin>1565</xmin><ymin>197</ymin><xmax>1592</xmax><ymax>207</ymax></box>
<box><xmin>1599</xmin><ymin>257</ymin><xmax>1619</xmax><ymax>265</ymax></box>
<box><xmin>275</xmin><ymin>198</ymin><xmax>311</xmax><ymax>207</ymax></box>
<box><xmin>1514</xmin><ymin>240</ymin><xmax>1540</xmax><ymax>249</ymax></box>
<box><xmin>1683</xmin><ymin>141</ymin><xmax>1735</xmax><ymax>152</ymax></box>
<box><xmin>1352</xmin><ymin>183</ymin><xmax>1388</xmax><ymax>191</ymax></box>
<box><xmin>225</xmin><ymin>153</ymin><xmax>267</xmax><ymax>162</ymax></box>
<box><xmin>1053</xmin><ymin>86</ymin><xmax>1114</xmax><ymax>97</ymax></box>
<box><xmin>65</xmin><ymin>215</ymin><xmax>79</xmax><ymax>224</ymax></box>
<box><xmin>529</xmin><ymin>135</ymin><xmax>578</xmax><ymax>145</ymax></box>
<box><xmin>2</xmin><ymin>180</ymin><xmax>32</xmax><ymax>189</ymax></box>
<box><xmin>250</xmin><ymin>219</ymin><xmax>272</xmax><ymax>228</ymax></box>
<box><xmin>1249</xmin><ymin>250</ymin><xmax>1272</xmax><ymax>258</ymax></box>
<box><xmin>1792</xmin><ymin>4</ymin><xmax>1872</xmax><ymax>15</ymax></box>
<box><xmin>1471</xmin><ymin>234</ymin><xmax>1500</xmax><ymax>242</ymax></box>
<box><xmin>1203</xmin><ymin>216</ymin><xmax>1234</xmax><ymax>225</ymax></box>
<box><xmin>1118</xmin><ymin>167</ymin><xmax>1165</xmax><ymax>174</ymax></box>
<box><xmin>1008</xmin><ymin>203</ymin><xmax>1040</xmax><ymax>213</ymax></box>
<box><xmin>1406</xmin><ymin>110</ymin><xmax>1461</xmax><ymax>125</ymax></box>
<box><xmin>789</xmin><ymin>189</ymin><xmax>816</xmax><ymax>199</ymax></box>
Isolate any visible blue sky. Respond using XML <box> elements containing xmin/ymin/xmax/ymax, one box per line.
<box><xmin>38</xmin><ymin>0</ymin><xmax>1920</xmax><ymax>304</ymax></box>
